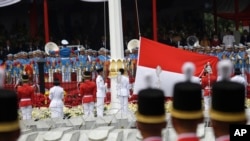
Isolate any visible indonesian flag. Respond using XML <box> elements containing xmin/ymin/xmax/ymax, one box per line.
<box><xmin>134</xmin><ymin>37</ymin><xmax>219</xmax><ymax>97</ymax></box>
<box><xmin>80</xmin><ymin>0</ymin><xmax>108</xmax><ymax>2</ymax></box>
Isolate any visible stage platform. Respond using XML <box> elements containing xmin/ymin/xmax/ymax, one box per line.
<box><xmin>17</xmin><ymin>111</ymin><xmax>218</xmax><ymax>141</ymax></box>
<box><xmin>16</xmin><ymin>109</ymin><xmax>250</xmax><ymax>141</ymax></box>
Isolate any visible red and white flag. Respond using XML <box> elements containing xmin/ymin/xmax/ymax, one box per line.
<box><xmin>134</xmin><ymin>37</ymin><xmax>219</xmax><ymax>97</ymax></box>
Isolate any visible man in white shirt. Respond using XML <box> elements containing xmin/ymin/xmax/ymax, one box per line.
<box><xmin>116</xmin><ymin>68</ymin><xmax>130</xmax><ymax>114</ymax></box>
<box><xmin>96</xmin><ymin>67</ymin><xmax>107</xmax><ymax>117</ymax></box>
<box><xmin>222</xmin><ymin>30</ymin><xmax>235</xmax><ymax>46</ymax></box>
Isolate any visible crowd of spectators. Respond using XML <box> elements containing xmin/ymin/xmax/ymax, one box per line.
<box><xmin>158</xmin><ymin>29</ymin><xmax>250</xmax><ymax>48</ymax></box>
<box><xmin>0</xmin><ymin>19</ymin><xmax>249</xmax><ymax>63</ymax></box>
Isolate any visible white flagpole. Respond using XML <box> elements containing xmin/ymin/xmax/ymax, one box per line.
<box><xmin>108</xmin><ymin>0</ymin><xmax>124</xmax><ymax>114</ymax></box>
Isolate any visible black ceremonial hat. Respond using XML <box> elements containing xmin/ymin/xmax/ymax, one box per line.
<box><xmin>22</xmin><ymin>74</ymin><xmax>29</xmax><ymax>82</ymax></box>
<box><xmin>118</xmin><ymin>68</ymin><xmax>125</xmax><ymax>74</ymax></box>
<box><xmin>136</xmin><ymin>88</ymin><xmax>166</xmax><ymax>123</ymax></box>
<box><xmin>234</xmin><ymin>68</ymin><xmax>242</xmax><ymax>75</ymax></box>
<box><xmin>210</xmin><ymin>80</ymin><xmax>246</xmax><ymax>122</ymax></box>
<box><xmin>0</xmin><ymin>89</ymin><xmax>19</xmax><ymax>132</ymax></box>
<box><xmin>83</xmin><ymin>71</ymin><xmax>91</xmax><ymax>78</ymax></box>
<box><xmin>171</xmin><ymin>81</ymin><xmax>203</xmax><ymax>119</ymax></box>
<box><xmin>96</xmin><ymin>67</ymin><xmax>103</xmax><ymax>73</ymax></box>
<box><xmin>53</xmin><ymin>78</ymin><xmax>60</xmax><ymax>86</ymax></box>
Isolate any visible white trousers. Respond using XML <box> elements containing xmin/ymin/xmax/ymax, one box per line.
<box><xmin>20</xmin><ymin>106</ymin><xmax>32</xmax><ymax>120</ymax></box>
<box><xmin>50</xmin><ymin>107</ymin><xmax>64</xmax><ymax>118</ymax></box>
<box><xmin>62</xmin><ymin>66</ymin><xmax>71</xmax><ymax>82</ymax></box>
<box><xmin>119</xmin><ymin>96</ymin><xmax>128</xmax><ymax>114</ymax></box>
<box><xmin>204</xmin><ymin>96</ymin><xmax>211</xmax><ymax>111</ymax></box>
<box><xmin>83</xmin><ymin>102</ymin><xmax>94</xmax><ymax>117</ymax></box>
<box><xmin>96</xmin><ymin>97</ymin><xmax>105</xmax><ymax>117</ymax></box>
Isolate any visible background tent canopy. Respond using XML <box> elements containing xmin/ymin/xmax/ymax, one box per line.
<box><xmin>216</xmin><ymin>0</ymin><xmax>250</xmax><ymax>21</ymax></box>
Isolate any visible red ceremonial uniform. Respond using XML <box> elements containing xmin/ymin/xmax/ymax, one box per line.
<box><xmin>201</xmin><ymin>75</ymin><xmax>217</xmax><ymax>89</ymax></box>
<box><xmin>177</xmin><ymin>133</ymin><xmax>200</xmax><ymax>141</ymax></box>
<box><xmin>24</xmin><ymin>64</ymin><xmax>34</xmax><ymax>82</ymax></box>
<box><xmin>17</xmin><ymin>84</ymin><xmax>35</xmax><ymax>107</ymax></box>
<box><xmin>201</xmin><ymin>74</ymin><xmax>217</xmax><ymax>96</ymax></box>
<box><xmin>143</xmin><ymin>137</ymin><xmax>162</xmax><ymax>141</ymax></box>
<box><xmin>216</xmin><ymin>135</ymin><xmax>229</xmax><ymax>141</ymax></box>
<box><xmin>178</xmin><ymin>137</ymin><xmax>199</xmax><ymax>141</ymax></box>
<box><xmin>80</xmin><ymin>80</ymin><xmax>96</xmax><ymax>103</ymax></box>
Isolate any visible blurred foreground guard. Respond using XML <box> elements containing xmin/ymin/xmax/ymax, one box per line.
<box><xmin>80</xmin><ymin>71</ymin><xmax>96</xmax><ymax>117</ymax></box>
<box><xmin>49</xmin><ymin>78</ymin><xmax>64</xmax><ymax>118</ymax></box>
<box><xmin>136</xmin><ymin>88</ymin><xmax>166</xmax><ymax>141</ymax></box>
<box><xmin>0</xmin><ymin>89</ymin><xmax>20</xmax><ymax>141</ymax></box>
<box><xmin>210</xmin><ymin>60</ymin><xmax>247</xmax><ymax>141</ymax></box>
<box><xmin>0</xmin><ymin>67</ymin><xmax>20</xmax><ymax>141</ymax></box>
<box><xmin>216</xmin><ymin>59</ymin><xmax>233</xmax><ymax>82</ymax></box>
<box><xmin>170</xmin><ymin>62</ymin><xmax>203</xmax><ymax>141</ymax></box>
<box><xmin>17</xmin><ymin>74</ymin><xmax>34</xmax><ymax>120</ymax></box>
<box><xmin>231</xmin><ymin>68</ymin><xmax>248</xmax><ymax>96</ymax></box>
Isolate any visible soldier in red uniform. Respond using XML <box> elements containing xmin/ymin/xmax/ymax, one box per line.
<box><xmin>201</xmin><ymin>70</ymin><xmax>217</xmax><ymax>111</ymax></box>
<box><xmin>24</xmin><ymin>64</ymin><xmax>33</xmax><ymax>83</ymax></box>
<box><xmin>17</xmin><ymin>74</ymin><xmax>35</xmax><ymax>120</ymax></box>
<box><xmin>80</xmin><ymin>71</ymin><xmax>96</xmax><ymax>117</ymax></box>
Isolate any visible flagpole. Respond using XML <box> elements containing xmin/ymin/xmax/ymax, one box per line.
<box><xmin>152</xmin><ymin>0</ymin><xmax>158</xmax><ymax>41</ymax></box>
<box><xmin>29</xmin><ymin>0</ymin><xmax>38</xmax><ymax>38</ymax></box>
<box><xmin>108</xmin><ymin>0</ymin><xmax>124</xmax><ymax>114</ymax></box>
<box><xmin>43</xmin><ymin>0</ymin><xmax>49</xmax><ymax>43</ymax></box>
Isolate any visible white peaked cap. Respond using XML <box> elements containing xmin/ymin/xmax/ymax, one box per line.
<box><xmin>215</xmin><ymin>46</ymin><xmax>222</xmax><ymax>50</ymax></box>
<box><xmin>61</xmin><ymin>39</ymin><xmax>69</xmax><ymax>45</ymax></box>
<box><xmin>182</xmin><ymin>62</ymin><xmax>195</xmax><ymax>81</ymax></box>
<box><xmin>217</xmin><ymin>59</ymin><xmax>233</xmax><ymax>80</ymax></box>
<box><xmin>238</xmin><ymin>43</ymin><xmax>246</xmax><ymax>48</ymax></box>
<box><xmin>225</xmin><ymin>44</ymin><xmax>233</xmax><ymax>49</ymax></box>
<box><xmin>79</xmin><ymin>47</ymin><xmax>85</xmax><ymax>51</ymax></box>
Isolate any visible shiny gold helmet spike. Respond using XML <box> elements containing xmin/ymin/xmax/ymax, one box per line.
<box><xmin>45</xmin><ymin>42</ymin><xmax>59</xmax><ymax>55</ymax></box>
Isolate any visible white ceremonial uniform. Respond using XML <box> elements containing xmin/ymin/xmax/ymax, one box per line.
<box><xmin>49</xmin><ymin>86</ymin><xmax>64</xmax><ymax>118</ymax></box>
<box><xmin>231</xmin><ymin>75</ymin><xmax>248</xmax><ymax>86</ymax></box>
<box><xmin>203</xmin><ymin>86</ymin><xmax>212</xmax><ymax>111</ymax></box>
<box><xmin>96</xmin><ymin>74</ymin><xmax>106</xmax><ymax>117</ymax></box>
<box><xmin>231</xmin><ymin>75</ymin><xmax>248</xmax><ymax>96</ymax></box>
<box><xmin>116</xmin><ymin>74</ymin><xmax>130</xmax><ymax>114</ymax></box>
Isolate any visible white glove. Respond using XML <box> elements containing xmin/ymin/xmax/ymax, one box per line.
<box><xmin>129</xmin><ymin>95</ymin><xmax>132</xmax><ymax>99</ymax></box>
